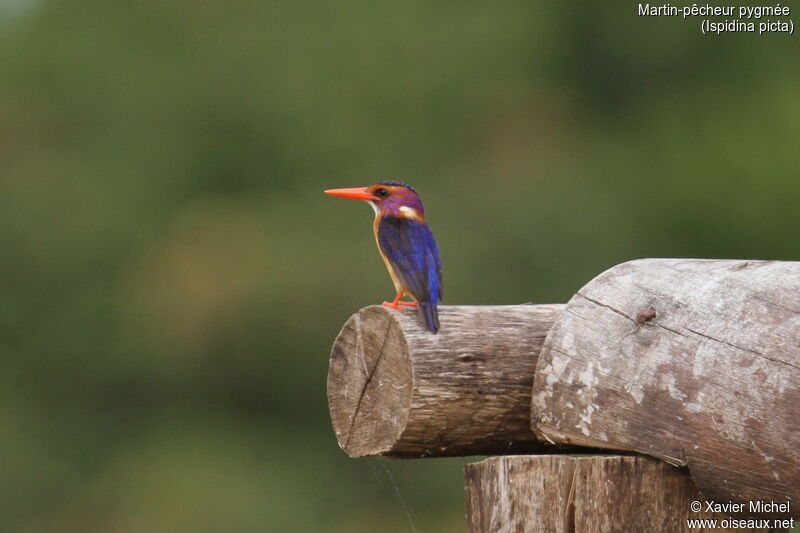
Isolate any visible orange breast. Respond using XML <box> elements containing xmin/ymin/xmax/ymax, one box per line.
<box><xmin>373</xmin><ymin>215</ymin><xmax>406</xmax><ymax>294</ymax></box>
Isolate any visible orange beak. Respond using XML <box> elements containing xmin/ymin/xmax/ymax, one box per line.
<box><xmin>324</xmin><ymin>187</ymin><xmax>378</xmax><ymax>201</ymax></box>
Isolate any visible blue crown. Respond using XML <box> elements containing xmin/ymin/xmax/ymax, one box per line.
<box><xmin>378</xmin><ymin>181</ymin><xmax>417</xmax><ymax>193</ymax></box>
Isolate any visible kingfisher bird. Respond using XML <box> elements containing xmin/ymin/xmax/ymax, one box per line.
<box><xmin>325</xmin><ymin>181</ymin><xmax>442</xmax><ymax>333</ymax></box>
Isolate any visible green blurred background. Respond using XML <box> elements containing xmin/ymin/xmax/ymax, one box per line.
<box><xmin>1</xmin><ymin>1</ymin><xmax>798</xmax><ymax>531</ymax></box>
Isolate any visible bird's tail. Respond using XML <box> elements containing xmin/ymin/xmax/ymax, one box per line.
<box><xmin>417</xmin><ymin>300</ymin><xmax>439</xmax><ymax>333</ymax></box>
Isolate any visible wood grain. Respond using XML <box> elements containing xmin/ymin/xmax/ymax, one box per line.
<box><xmin>531</xmin><ymin>259</ymin><xmax>800</xmax><ymax>516</ymax></box>
<box><xmin>465</xmin><ymin>455</ymin><xmax>771</xmax><ymax>533</ymax></box>
<box><xmin>327</xmin><ymin>304</ymin><xmax>564</xmax><ymax>457</ymax></box>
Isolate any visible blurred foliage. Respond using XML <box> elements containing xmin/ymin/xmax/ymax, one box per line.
<box><xmin>0</xmin><ymin>0</ymin><xmax>798</xmax><ymax>531</ymax></box>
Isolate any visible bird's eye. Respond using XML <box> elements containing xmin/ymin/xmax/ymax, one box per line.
<box><xmin>374</xmin><ymin>188</ymin><xmax>389</xmax><ymax>198</ymax></box>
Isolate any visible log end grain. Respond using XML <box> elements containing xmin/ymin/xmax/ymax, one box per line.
<box><xmin>327</xmin><ymin>306</ymin><xmax>412</xmax><ymax>457</ymax></box>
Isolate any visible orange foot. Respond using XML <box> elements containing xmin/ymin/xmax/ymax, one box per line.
<box><xmin>382</xmin><ymin>295</ymin><xmax>418</xmax><ymax>309</ymax></box>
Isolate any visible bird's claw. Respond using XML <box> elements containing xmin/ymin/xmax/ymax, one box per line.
<box><xmin>382</xmin><ymin>300</ymin><xmax>418</xmax><ymax>309</ymax></box>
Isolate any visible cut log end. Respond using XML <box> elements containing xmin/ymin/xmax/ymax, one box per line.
<box><xmin>327</xmin><ymin>306</ymin><xmax>412</xmax><ymax>457</ymax></box>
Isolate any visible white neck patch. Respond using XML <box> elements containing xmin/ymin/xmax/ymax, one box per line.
<box><xmin>399</xmin><ymin>206</ymin><xmax>421</xmax><ymax>220</ymax></box>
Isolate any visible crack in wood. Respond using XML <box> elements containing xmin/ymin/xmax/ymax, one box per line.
<box><xmin>344</xmin><ymin>315</ymin><xmax>395</xmax><ymax>449</ymax></box>
<box><xmin>576</xmin><ymin>293</ymin><xmax>637</xmax><ymax>324</ymax></box>
<box><xmin>685</xmin><ymin>326</ymin><xmax>800</xmax><ymax>371</ymax></box>
<box><xmin>564</xmin><ymin>460</ymin><xmax>577</xmax><ymax>533</ymax></box>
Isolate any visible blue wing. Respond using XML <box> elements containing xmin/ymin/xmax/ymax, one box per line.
<box><xmin>377</xmin><ymin>215</ymin><xmax>442</xmax><ymax>332</ymax></box>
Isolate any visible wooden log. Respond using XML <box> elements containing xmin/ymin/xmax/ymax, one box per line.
<box><xmin>465</xmin><ymin>455</ymin><xmax>780</xmax><ymax>533</ymax></box>
<box><xmin>531</xmin><ymin>259</ymin><xmax>800</xmax><ymax>516</ymax></box>
<box><xmin>327</xmin><ymin>304</ymin><xmax>564</xmax><ymax>457</ymax></box>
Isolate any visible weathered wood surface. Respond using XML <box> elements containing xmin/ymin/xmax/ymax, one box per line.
<box><xmin>465</xmin><ymin>455</ymin><xmax>774</xmax><ymax>533</ymax></box>
<box><xmin>531</xmin><ymin>259</ymin><xmax>800</xmax><ymax>515</ymax></box>
<box><xmin>327</xmin><ymin>304</ymin><xmax>564</xmax><ymax>457</ymax></box>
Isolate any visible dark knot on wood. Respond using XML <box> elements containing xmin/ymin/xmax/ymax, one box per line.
<box><xmin>637</xmin><ymin>307</ymin><xmax>657</xmax><ymax>324</ymax></box>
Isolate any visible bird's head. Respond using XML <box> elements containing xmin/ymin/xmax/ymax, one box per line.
<box><xmin>325</xmin><ymin>181</ymin><xmax>425</xmax><ymax>221</ymax></box>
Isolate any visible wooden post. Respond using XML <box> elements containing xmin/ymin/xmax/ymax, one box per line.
<box><xmin>327</xmin><ymin>304</ymin><xmax>564</xmax><ymax>457</ymax></box>
<box><xmin>531</xmin><ymin>259</ymin><xmax>800</xmax><ymax>511</ymax></box>
<box><xmin>465</xmin><ymin>455</ymin><xmax>781</xmax><ymax>533</ymax></box>
<box><xmin>327</xmin><ymin>258</ymin><xmax>800</xmax><ymax>519</ymax></box>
